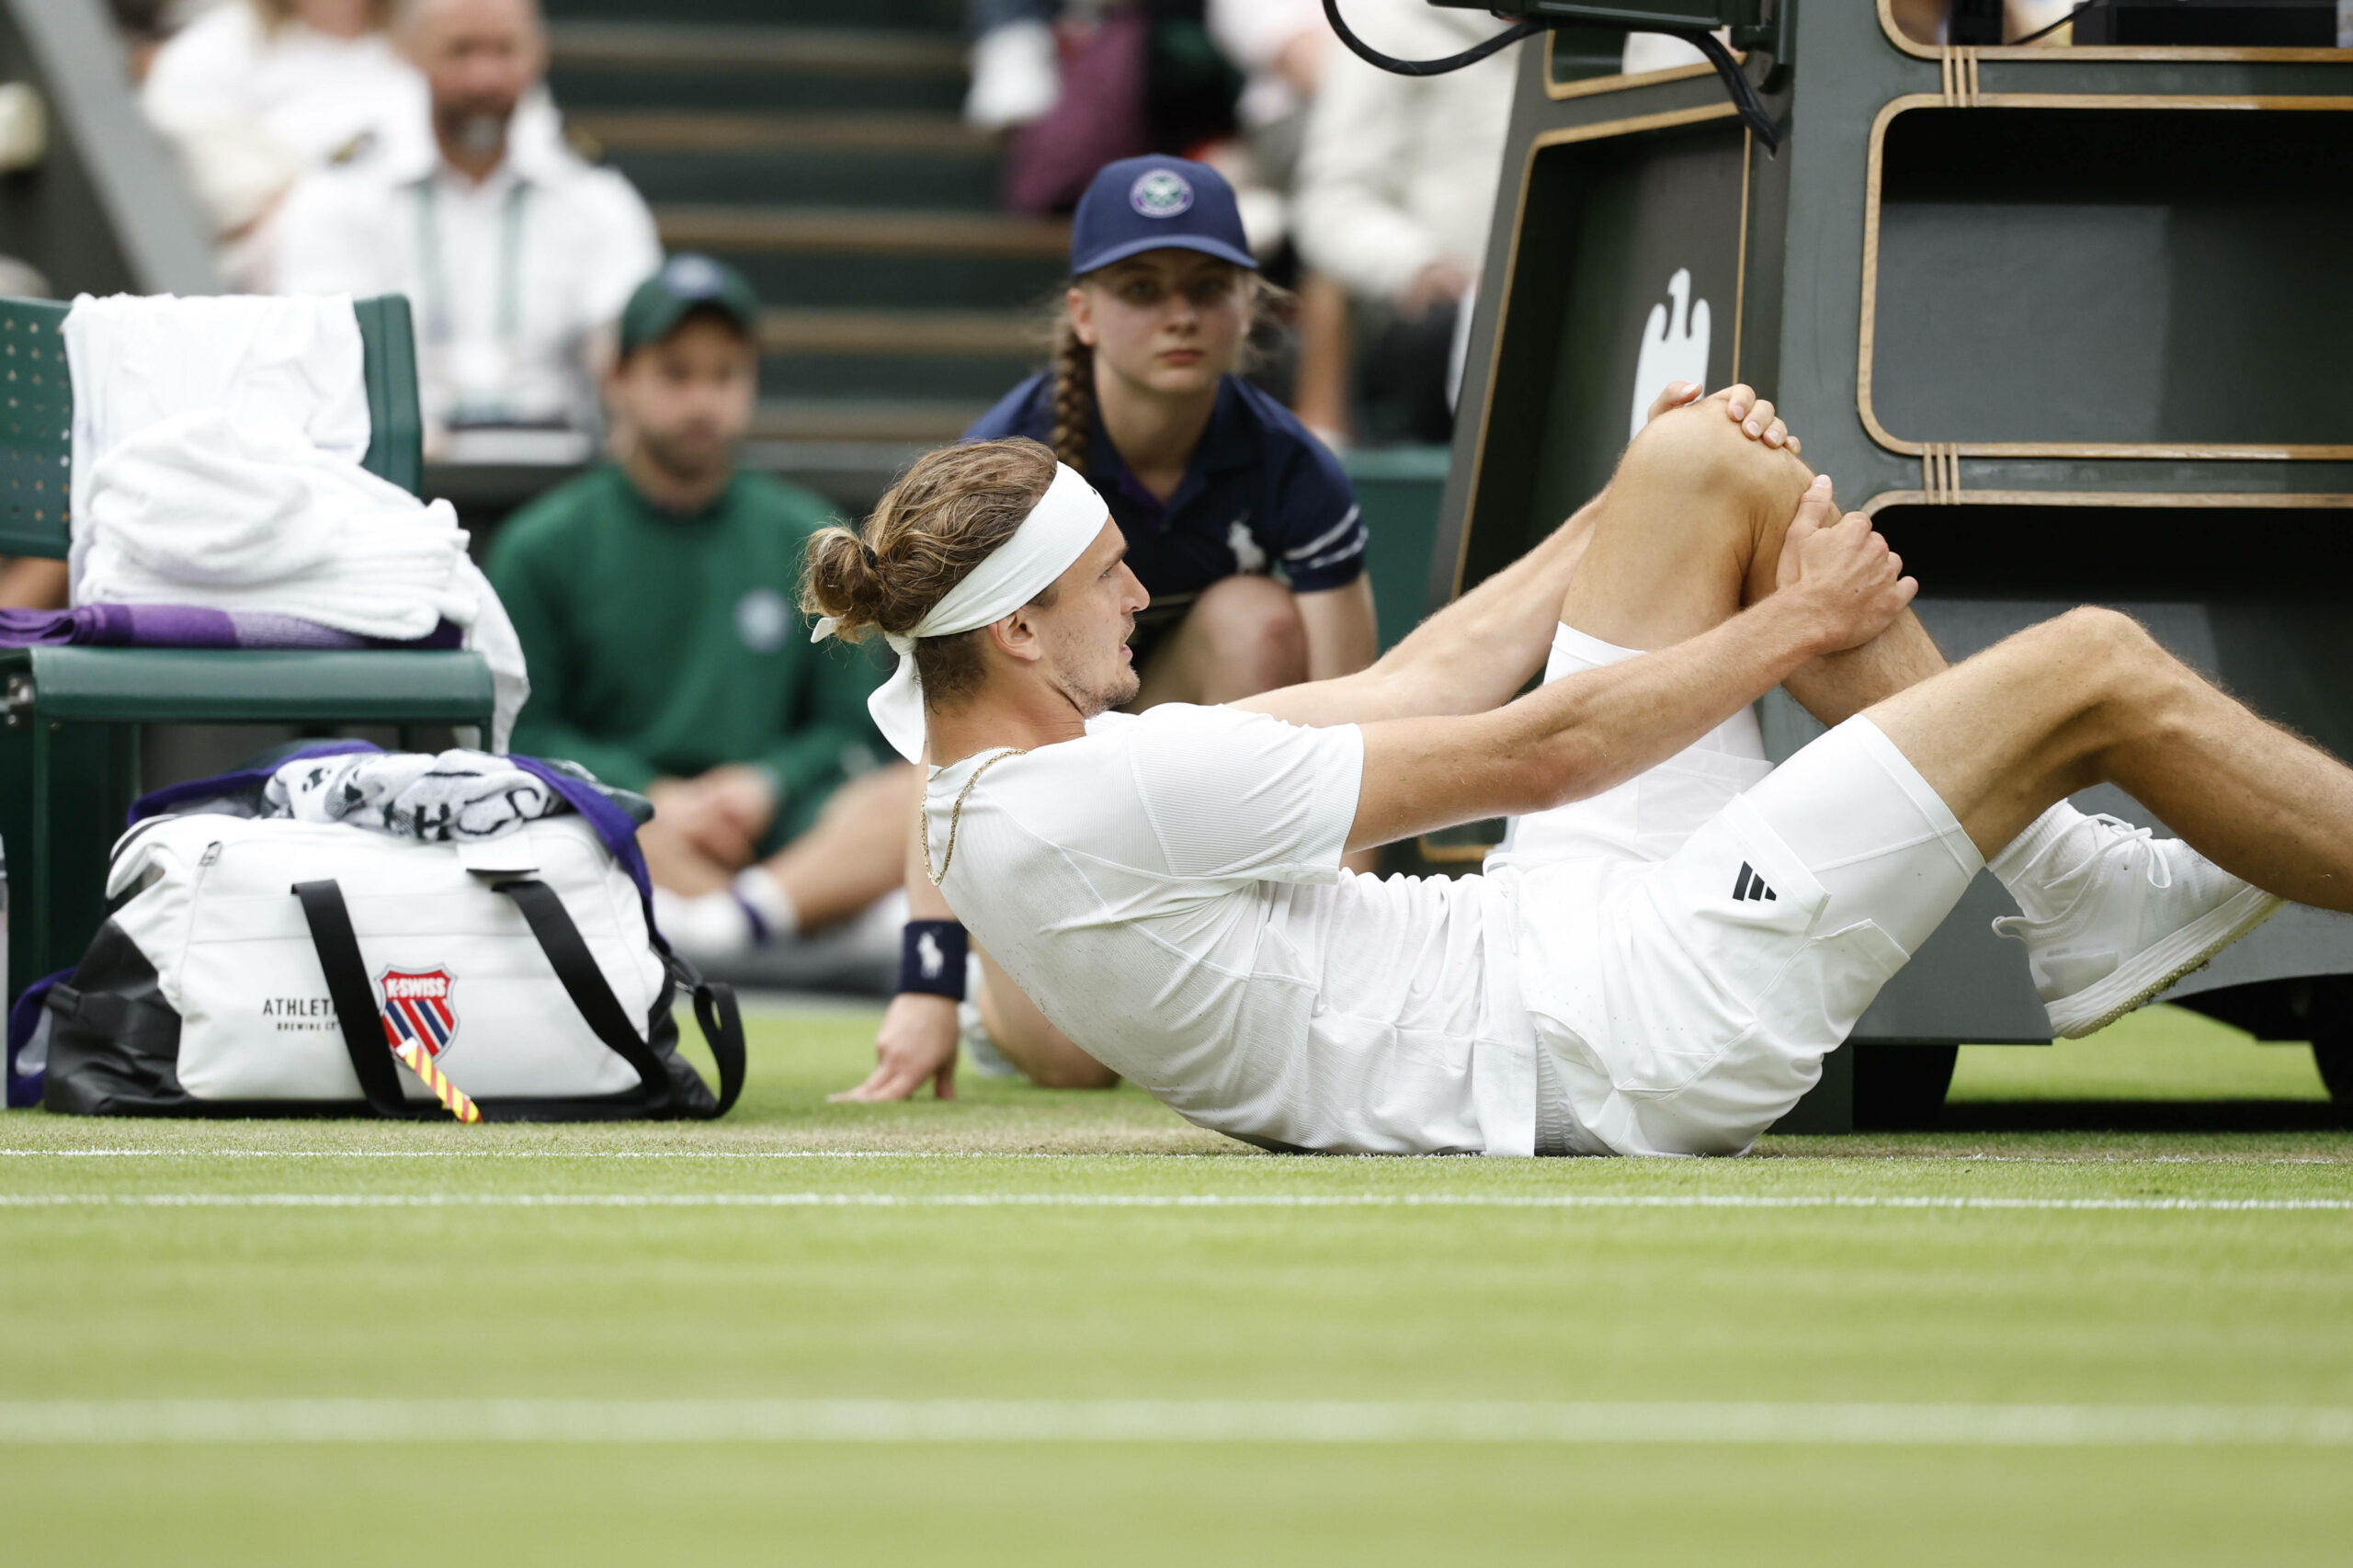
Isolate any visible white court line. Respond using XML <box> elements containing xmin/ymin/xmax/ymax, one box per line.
<box><xmin>1</xmin><ymin>1399</ymin><xmax>2347</xmax><ymax>1448</ymax></box>
<box><xmin>1</xmin><ymin>1192</ymin><xmax>2347</xmax><ymax>1211</ymax></box>
<box><xmin>4</xmin><ymin>1148</ymin><xmax>2345</xmax><ymax>1165</ymax></box>
<box><xmin>0</xmin><ymin>1149</ymin><xmax>995</xmax><ymax>1160</ymax></box>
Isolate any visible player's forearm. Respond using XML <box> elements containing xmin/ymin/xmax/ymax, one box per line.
<box><xmin>1368</xmin><ymin>497</ymin><xmax>1599</xmax><ymax>718</ymax></box>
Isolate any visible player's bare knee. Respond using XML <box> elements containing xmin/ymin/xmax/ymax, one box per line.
<box><xmin>1619</xmin><ymin>402</ymin><xmax>1811</xmax><ymax>536</ymax></box>
<box><xmin>1193</xmin><ymin>574</ymin><xmax>1307</xmax><ymax>688</ymax></box>
<box><xmin>2054</xmin><ymin>607</ymin><xmax>2192</xmax><ymax>714</ymax></box>
<box><xmin>2055</xmin><ymin>606</ymin><xmax>2156</xmax><ymax>671</ymax></box>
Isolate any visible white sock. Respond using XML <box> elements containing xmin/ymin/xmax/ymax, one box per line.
<box><xmin>651</xmin><ymin>886</ymin><xmax>753</xmax><ymax>959</ymax></box>
<box><xmin>733</xmin><ymin>866</ymin><xmax>799</xmax><ymax>942</ymax></box>
<box><xmin>1986</xmin><ymin>801</ymin><xmax>2097</xmax><ymax>923</ymax></box>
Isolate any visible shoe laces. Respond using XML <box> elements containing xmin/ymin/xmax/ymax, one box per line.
<box><xmin>2088</xmin><ymin>813</ymin><xmax>2172</xmax><ymax>891</ymax></box>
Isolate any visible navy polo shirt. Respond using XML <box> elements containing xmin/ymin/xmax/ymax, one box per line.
<box><xmin>964</xmin><ymin>373</ymin><xmax>1367</xmax><ymax>651</ymax></box>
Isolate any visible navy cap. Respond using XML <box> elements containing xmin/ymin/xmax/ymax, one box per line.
<box><xmin>1069</xmin><ymin>156</ymin><xmax>1258</xmax><ymax>278</ymax></box>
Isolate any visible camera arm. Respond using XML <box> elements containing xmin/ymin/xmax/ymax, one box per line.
<box><xmin>1322</xmin><ymin>1</ymin><xmax>1793</xmax><ymax>150</ymax></box>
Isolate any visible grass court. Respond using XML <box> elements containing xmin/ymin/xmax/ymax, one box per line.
<box><xmin>6</xmin><ymin>1001</ymin><xmax>2351</xmax><ymax>1565</ymax></box>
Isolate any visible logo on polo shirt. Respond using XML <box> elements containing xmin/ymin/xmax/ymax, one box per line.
<box><xmin>1225</xmin><ymin>517</ymin><xmax>1267</xmax><ymax>574</ymax></box>
<box><xmin>736</xmin><ymin>587</ymin><xmax>790</xmax><ymax>653</ymax></box>
<box><xmin>1131</xmin><ymin>169</ymin><xmax>1194</xmax><ymax>219</ymax></box>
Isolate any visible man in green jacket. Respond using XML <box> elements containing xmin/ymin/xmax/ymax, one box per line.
<box><xmin>487</xmin><ymin>254</ymin><xmax>911</xmax><ymax>960</ymax></box>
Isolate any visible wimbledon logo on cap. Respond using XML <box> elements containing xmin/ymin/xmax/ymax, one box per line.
<box><xmin>1130</xmin><ymin>169</ymin><xmax>1194</xmax><ymax>220</ymax></box>
<box><xmin>664</xmin><ymin>255</ymin><xmax>724</xmax><ymax>296</ymax></box>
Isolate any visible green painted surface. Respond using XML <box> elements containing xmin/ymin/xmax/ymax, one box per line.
<box><xmin>0</xmin><ymin>649</ymin><xmax>494</xmax><ymax>725</ymax></box>
<box><xmin>2</xmin><ymin>1003</ymin><xmax>2348</xmax><ymax>1564</ymax></box>
<box><xmin>1344</xmin><ymin>446</ymin><xmax>1451</xmax><ymax>653</ymax></box>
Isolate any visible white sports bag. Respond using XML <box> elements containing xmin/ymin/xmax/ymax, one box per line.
<box><xmin>33</xmin><ymin>793</ymin><xmax>742</xmax><ymax>1121</ymax></box>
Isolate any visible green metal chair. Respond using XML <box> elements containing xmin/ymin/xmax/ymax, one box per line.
<box><xmin>0</xmin><ymin>294</ymin><xmax>494</xmax><ymax>1005</ymax></box>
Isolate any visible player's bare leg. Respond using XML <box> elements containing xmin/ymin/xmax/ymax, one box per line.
<box><xmin>1545</xmin><ymin>394</ymin><xmax>2310</xmax><ymax>1039</ymax></box>
<box><xmin>1563</xmin><ymin>392</ymin><xmax>1945</xmax><ymax>725</ymax></box>
<box><xmin>1868</xmin><ymin>612</ymin><xmax>2353</xmax><ymax>909</ymax></box>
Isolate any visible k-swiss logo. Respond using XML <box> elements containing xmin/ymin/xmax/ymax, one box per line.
<box><xmin>1130</xmin><ymin>168</ymin><xmax>1194</xmax><ymax>219</ymax></box>
<box><xmin>1731</xmin><ymin>862</ymin><xmax>1778</xmax><ymax>903</ymax></box>
<box><xmin>379</xmin><ymin>967</ymin><xmax>458</xmax><ymax>1058</ymax></box>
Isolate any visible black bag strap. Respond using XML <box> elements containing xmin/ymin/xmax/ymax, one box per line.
<box><xmin>689</xmin><ymin>977</ymin><xmax>746</xmax><ymax>1119</ymax></box>
<box><xmin>292</xmin><ymin>880</ymin><xmax>422</xmax><ymax>1119</ymax></box>
<box><xmin>494</xmin><ymin>878</ymin><xmax>744</xmax><ymax>1119</ymax></box>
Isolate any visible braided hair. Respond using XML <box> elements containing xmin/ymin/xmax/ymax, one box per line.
<box><xmin>1048</xmin><ymin>312</ymin><xmax>1094</xmax><ymax>474</ymax></box>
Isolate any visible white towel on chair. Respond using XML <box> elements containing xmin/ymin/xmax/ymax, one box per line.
<box><xmin>62</xmin><ymin>292</ymin><xmax>528</xmax><ymax>749</ymax></box>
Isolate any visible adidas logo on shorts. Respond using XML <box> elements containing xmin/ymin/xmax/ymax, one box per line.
<box><xmin>1732</xmin><ymin>862</ymin><xmax>1778</xmax><ymax>903</ymax></box>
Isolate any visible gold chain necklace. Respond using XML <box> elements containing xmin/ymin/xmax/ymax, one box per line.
<box><xmin>921</xmin><ymin>747</ymin><xmax>1028</xmax><ymax>885</ymax></box>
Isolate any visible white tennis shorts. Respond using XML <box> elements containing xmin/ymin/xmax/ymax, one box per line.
<box><xmin>1492</xmin><ymin>625</ymin><xmax>1984</xmax><ymax>1157</ymax></box>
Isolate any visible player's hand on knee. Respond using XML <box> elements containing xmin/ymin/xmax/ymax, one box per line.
<box><xmin>1717</xmin><ymin>384</ymin><xmax>1798</xmax><ymax>454</ymax></box>
<box><xmin>1643</xmin><ymin>380</ymin><xmax>1706</xmax><ymax>426</ymax></box>
<box><xmin>1777</xmin><ymin>476</ymin><xmax>1915</xmax><ymax>652</ymax></box>
<box><xmin>832</xmin><ymin>992</ymin><xmax>960</xmax><ymax>1101</ymax></box>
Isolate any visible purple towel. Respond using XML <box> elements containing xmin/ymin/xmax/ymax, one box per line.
<box><xmin>0</xmin><ymin>604</ymin><xmax>463</xmax><ymax>651</ymax></box>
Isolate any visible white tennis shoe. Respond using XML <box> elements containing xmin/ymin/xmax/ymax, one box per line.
<box><xmin>1993</xmin><ymin>814</ymin><xmax>2282</xmax><ymax>1040</ymax></box>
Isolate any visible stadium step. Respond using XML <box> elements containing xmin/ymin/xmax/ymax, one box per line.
<box><xmin>547</xmin><ymin>24</ymin><xmax>965</xmax><ymax>114</ymax></box>
<box><xmin>756</xmin><ymin>308</ymin><xmax>1039</xmax><ymax>403</ymax></box>
<box><xmin>750</xmin><ymin>398</ymin><xmax>993</xmax><ymax>445</ymax></box>
<box><xmin>547</xmin><ymin>0</ymin><xmax>960</xmax><ymax>28</ymax></box>
<box><xmin>573</xmin><ymin>113</ymin><xmax>999</xmax><ymax>210</ymax></box>
<box><xmin>529</xmin><ymin>2</ymin><xmax>1070</xmax><ymax>472</ymax></box>
<box><xmin>654</xmin><ymin>205</ymin><xmax>1067</xmax><ymax>316</ymax></box>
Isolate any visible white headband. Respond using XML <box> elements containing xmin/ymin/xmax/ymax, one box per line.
<box><xmin>812</xmin><ymin>461</ymin><xmax>1111</xmax><ymax>764</ymax></box>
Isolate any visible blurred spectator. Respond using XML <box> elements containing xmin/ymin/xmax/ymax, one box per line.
<box><xmin>1207</xmin><ymin>0</ymin><xmax>1327</xmax><ymax>184</ymax></box>
<box><xmin>141</xmin><ymin>0</ymin><xmax>425</xmax><ymax>290</ymax></box>
<box><xmin>1291</xmin><ymin>0</ymin><xmax>1516</xmax><ymax>444</ymax></box>
<box><xmin>108</xmin><ymin>0</ymin><xmax>173</xmax><ymax>81</ymax></box>
<box><xmin>966</xmin><ymin>0</ymin><xmax>1063</xmax><ymax>132</ymax></box>
<box><xmin>997</xmin><ymin>4</ymin><xmax>1242</xmax><ymax>216</ymax></box>
<box><xmin>1204</xmin><ymin>0</ymin><xmax>1341</xmax><ymax>440</ymax></box>
<box><xmin>1885</xmin><ymin>0</ymin><xmax>2086</xmax><ymax>45</ymax></box>
<box><xmin>487</xmin><ymin>255</ymin><xmax>910</xmax><ymax>964</ymax></box>
<box><xmin>275</xmin><ymin>0</ymin><xmax>660</xmax><ymax>455</ymax></box>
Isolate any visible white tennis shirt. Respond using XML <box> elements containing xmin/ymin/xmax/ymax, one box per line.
<box><xmin>930</xmin><ymin>705</ymin><xmax>1539</xmax><ymax>1154</ymax></box>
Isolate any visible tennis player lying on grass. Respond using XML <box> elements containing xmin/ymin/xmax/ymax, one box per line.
<box><xmin>803</xmin><ymin>390</ymin><xmax>2341</xmax><ymax>1156</ymax></box>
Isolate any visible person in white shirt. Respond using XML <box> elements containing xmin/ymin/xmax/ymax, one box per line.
<box><xmin>1289</xmin><ymin>0</ymin><xmax>1518</xmax><ymax>442</ymax></box>
<box><xmin>803</xmin><ymin>385</ymin><xmax>2347</xmax><ymax>1157</ymax></box>
<box><xmin>142</xmin><ymin>0</ymin><xmax>426</xmax><ymax>290</ymax></box>
<box><xmin>274</xmin><ymin>0</ymin><xmax>661</xmax><ymax>450</ymax></box>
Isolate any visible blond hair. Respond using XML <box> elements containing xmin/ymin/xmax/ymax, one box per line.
<box><xmin>801</xmin><ymin>438</ymin><xmax>1062</xmax><ymax>708</ymax></box>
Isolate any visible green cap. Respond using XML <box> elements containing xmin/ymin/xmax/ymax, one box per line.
<box><xmin>618</xmin><ymin>253</ymin><xmax>763</xmax><ymax>358</ymax></box>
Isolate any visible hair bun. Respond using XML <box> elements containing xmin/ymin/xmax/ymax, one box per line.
<box><xmin>801</xmin><ymin>526</ymin><xmax>890</xmax><ymax>640</ymax></box>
